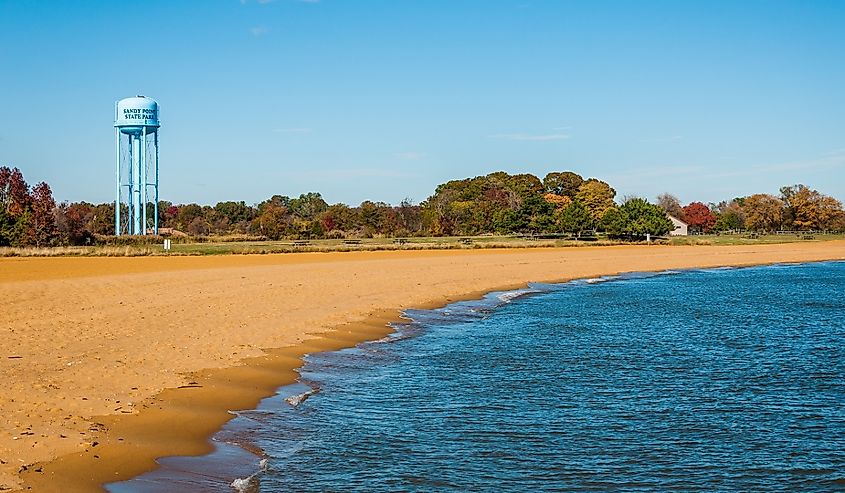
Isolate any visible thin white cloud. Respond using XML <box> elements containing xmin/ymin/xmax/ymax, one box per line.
<box><xmin>490</xmin><ymin>133</ymin><xmax>570</xmax><ymax>141</ymax></box>
<box><xmin>273</xmin><ymin>127</ymin><xmax>312</xmax><ymax>133</ymax></box>
<box><xmin>395</xmin><ymin>152</ymin><xmax>425</xmax><ymax>160</ymax></box>
<box><xmin>250</xmin><ymin>26</ymin><xmax>269</xmax><ymax>37</ymax></box>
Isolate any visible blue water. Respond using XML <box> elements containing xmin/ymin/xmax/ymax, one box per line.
<box><xmin>110</xmin><ymin>262</ymin><xmax>845</xmax><ymax>492</ymax></box>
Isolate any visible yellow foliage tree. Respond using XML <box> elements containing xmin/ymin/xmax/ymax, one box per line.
<box><xmin>543</xmin><ymin>193</ymin><xmax>572</xmax><ymax>209</ymax></box>
<box><xmin>575</xmin><ymin>179</ymin><xmax>616</xmax><ymax>224</ymax></box>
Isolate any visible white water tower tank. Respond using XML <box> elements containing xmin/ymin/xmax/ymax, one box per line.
<box><xmin>115</xmin><ymin>96</ymin><xmax>160</xmax><ymax>135</ymax></box>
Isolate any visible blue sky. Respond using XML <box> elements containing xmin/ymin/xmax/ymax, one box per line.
<box><xmin>1</xmin><ymin>0</ymin><xmax>843</xmax><ymax>207</ymax></box>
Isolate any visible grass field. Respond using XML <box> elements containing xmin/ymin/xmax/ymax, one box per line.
<box><xmin>1</xmin><ymin>233</ymin><xmax>842</xmax><ymax>257</ymax></box>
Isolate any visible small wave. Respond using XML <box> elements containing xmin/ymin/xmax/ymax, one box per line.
<box><xmin>583</xmin><ymin>275</ymin><xmax>621</xmax><ymax>284</ymax></box>
<box><xmin>373</xmin><ymin>324</ymin><xmax>424</xmax><ymax>344</ymax></box>
<box><xmin>285</xmin><ymin>388</ymin><xmax>318</xmax><ymax>407</ymax></box>
<box><xmin>230</xmin><ymin>475</ymin><xmax>260</xmax><ymax>493</ymax></box>
<box><xmin>230</xmin><ymin>457</ymin><xmax>269</xmax><ymax>492</ymax></box>
<box><xmin>371</xmin><ymin>334</ymin><xmax>397</xmax><ymax>344</ymax></box>
<box><xmin>496</xmin><ymin>289</ymin><xmax>541</xmax><ymax>303</ymax></box>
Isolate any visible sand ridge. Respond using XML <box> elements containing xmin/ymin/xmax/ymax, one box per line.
<box><xmin>2</xmin><ymin>242</ymin><xmax>845</xmax><ymax>491</ymax></box>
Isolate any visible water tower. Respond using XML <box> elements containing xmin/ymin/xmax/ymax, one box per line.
<box><xmin>114</xmin><ymin>96</ymin><xmax>160</xmax><ymax>235</ymax></box>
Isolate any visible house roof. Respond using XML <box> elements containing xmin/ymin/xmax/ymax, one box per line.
<box><xmin>666</xmin><ymin>214</ymin><xmax>688</xmax><ymax>226</ymax></box>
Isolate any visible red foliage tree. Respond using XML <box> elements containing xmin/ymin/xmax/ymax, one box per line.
<box><xmin>0</xmin><ymin>166</ymin><xmax>31</xmax><ymax>217</ymax></box>
<box><xmin>682</xmin><ymin>202</ymin><xmax>716</xmax><ymax>233</ymax></box>
<box><xmin>28</xmin><ymin>182</ymin><xmax>57</xmax><ymax>246</ymax></box>
<box><xmin>55</xmin><ymin>201</ymin><xmax>95</xmax><ymax>245</ymax></box>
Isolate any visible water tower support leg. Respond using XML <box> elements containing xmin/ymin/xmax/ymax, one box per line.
<box><xmin>115</xmin><ymin>128</ymin><xmax>120</xmax><ymax>236</ymax></box>
<box><xmin>127</xmin><ymin>135</ymin><xmax>134</xmax><ymax>234</ymax></box>
<box><xmin>154</xmin><ymin>132</ymin><xmax>159</xmax><ymax>235</ymax></box>
<box><xmin>133</xmin><ymin>134</ymin><xmax>141</xmax><ymax>235</ymax></box>
<box><xmin>141</xmin><ymin>128</ymin><xmax>147</xmax><ymax>235</ymax></box>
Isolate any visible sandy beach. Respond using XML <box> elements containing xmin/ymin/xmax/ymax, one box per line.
<box><xmin>2</xmin><ymin>242</ymin><xmax>845</xmax><ymax>492</ymax></box>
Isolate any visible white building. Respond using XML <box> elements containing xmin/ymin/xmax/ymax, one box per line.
<box><xmin>667</xmin><ymin>215</ymin><xmax>688</xmax><ymax>236</ymax></box>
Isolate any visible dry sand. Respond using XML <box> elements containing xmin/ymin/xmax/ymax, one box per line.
<box><xmin>2</xmin><ymin>242</ymin><xmax>844</xmax><ymax>491</ymax></box>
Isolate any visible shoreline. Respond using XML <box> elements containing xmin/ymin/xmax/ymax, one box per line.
<box><xmin>107</xmin><ymin>259</ymin><xmax>845</xmax><ymax>492</ymax></box>
<box><xmin>4</xmin><ymin>243</ymin><xmax>845</xmax><ymax>492</ymax></box>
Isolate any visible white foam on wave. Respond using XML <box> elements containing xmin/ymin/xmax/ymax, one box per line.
<box><xmin>496</xmin><ymin>289</ymin><xmax>539</xmax><ymax>303</ymax></box>
<box><xmin>371</xmin><ymin>334</ymin><xmax>395</xmax><ymax>344</ymax></box>
<box><xmin>230</xmin><ymin>475</ymin><xmax>258</xmax><ymax>493</ymax></box>
<box><xmin>585</xmin><ymin>276</ymin><xmax>617</xmax><ymax>284</ymax></box>
<box><xmin>285</xmin><ymin>388</ymin><xmax>317</xmax><ymax>407</ymax></box>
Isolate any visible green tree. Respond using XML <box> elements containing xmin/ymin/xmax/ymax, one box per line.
<box><xmin>518</xmin><ymin>194</ymin><xmax>556</xmax><ymax>233</ymax></box>
<box><xmin>214</xmin><ymin>201</ymin><xmax>254</xmax><ymax>224</ymax></box>
<box><xmin>601</xmin><ymin>198</ymin><xmax>672</xmax><ymax>238</ymax></box>
<box><xmin>257</xmin><ymin>195</ymin><xmax>291</xmax><ymax>214</ymax></box>
<box><xmin>543</xmin><ymin>171</ymin><xmax>584</xmax><ymax>198</ymax></box>
<box><xmin>90</xmin><ymin>203</ymin><xmax>116</xmax><ymax>235</ymax></box>
<box><xmin>290</xmin><ymin>192</ymin><xmax>328</xmax><ymax>220</ymax></box>
<box><xmin>557</xmin><ymin>200</ymin><xmax>592</xmax><ymax>235</ymax></box>
<box><xmin>712</xmin><ymin>200</ymin><xmax>745</xmax><ymax>231</ymax></box>
<box><xmin>0</xmin><ymin>207</ymin><xmax>13</xmax><ymax>246</ymax></box>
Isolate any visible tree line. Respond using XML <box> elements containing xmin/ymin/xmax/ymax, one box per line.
<box><xmin>1</xmin><ymin>165</ymin><xmax>843</xmax><ymax>247</ymax></box>
<box><xmin>657</xmin><ymin>185</ymin><xmax>845</xmax><ymax>234</ymax></box>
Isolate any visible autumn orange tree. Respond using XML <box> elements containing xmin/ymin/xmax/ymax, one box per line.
<box><xmin>780</xmin><ymin>184</ymin><xmax>843</xmax><ymax>230</ymax></box>
<box><xmin>743</xmin><ymin>194</ymin><xmax>785</xmax><ymax>232</ymax></box>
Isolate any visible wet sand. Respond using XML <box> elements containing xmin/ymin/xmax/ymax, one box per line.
<box><xmin>2</xmin><ymin>242</ymin><xmax>844</xmax><ymax>491</ymax></box>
